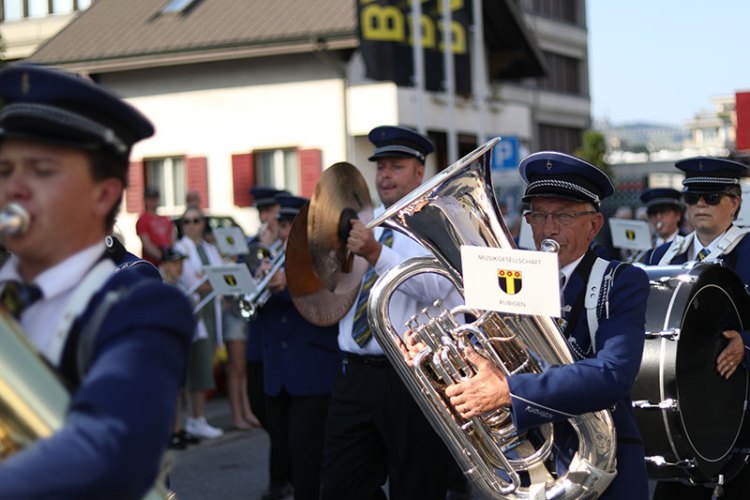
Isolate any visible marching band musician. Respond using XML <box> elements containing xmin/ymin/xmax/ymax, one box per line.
<box><xmin>245</xmin><ymin>186</ymin><xmax>288</xmax><ymax>430</ymax></box>
<box><xmin>640</xmin><ymin>187</ymin><xmax>685</xmax><ymax>247</ymax></box>
<box><xmin>643</xmin><ymin>157</ymin><xmax>750</xmax><ymax>499</ymax></box>
<box><xmin>320</xmin><ymin>126</ymin><xmax>465</xmax><ymax>500</ymax></box>
<box><xmin>407</xmin><ymin>152</ymin><xmax>650</xmax><ymax>499</ymax></box>
<box><xmin>0</xmin><ymin>64</ymin><xmax>193</xmax><ymax>497</ymax></box>
<box><xmin>250</xmin><ymin>193</ymin><xmax>341</xmax><ymax>500</ymax></box>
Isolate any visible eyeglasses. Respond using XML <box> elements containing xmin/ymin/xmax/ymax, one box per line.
<box><xmin>683</xmin><ymin>192</ymin><xmax>734</xmax><ymax>206</ymax></box>
<box><xmin>182</xmin><ymin>217</ymin><xmax>204</xmax><ymax>225</ymax></box>
<box><xmin>523</xmin><ymin>210</ymin><xmax>597</xmax><ymax>226</ymax></box>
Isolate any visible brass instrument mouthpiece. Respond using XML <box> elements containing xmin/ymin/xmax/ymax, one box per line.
<box><xmin>539</xmin><ymin>238</ymin><xmax>560</xmax><ymax>253</ymax></box>
<box><xmin>0</xmin><ymin>203</ymin><xmax>30</xmax><ymax>237</ymax></box>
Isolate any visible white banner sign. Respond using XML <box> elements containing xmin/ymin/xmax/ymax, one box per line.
<box><xmin>203</xmin><ymin>263</ymin><xmax>258</xmax><ymax>296</ymax></box>
<box><xmin>608</xmin><ymin>218</ymin><xmax>652</xmax><ymax>251</ymax></box>
<box><xmin>461</xmin><ymin>246</ymin><xmax>561</xmax><ymax>318</ymax></box>
<box><xmin>213</xmin><ymin>227</ymin><xmax>249</xmax><ymax>256</ymax></box>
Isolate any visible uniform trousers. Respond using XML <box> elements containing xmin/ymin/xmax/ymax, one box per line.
<box><xmin>320</xmin><ymin>354</ymin><xmax>463</xmax><ymax>500</ymax></box>
<box><xmin>247</xmin><ymin>360</ymin><xmax>267</xmax><ymax>428</ymax></box>
<box><xmin>265</xmin><ymin>390</ymin><xmax>330</xmax><ymax>500</ymax></box>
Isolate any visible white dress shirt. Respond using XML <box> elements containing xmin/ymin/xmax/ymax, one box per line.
<box><xmin>654</xmin><ymin>229</ymin><xmax>679</xmax><ymax>248</ymax></box>
<box><xmin>175</xmin><ymin>235</ymin><xmax>223</xmax><ymax>342</ymax></box>
<box><xmin>0</xmin><ymin>242</ymin><xmax>106</xmax><ymax>363</ymax></box>
<box><xmin>338</xmin><ymin>205</ymin><xmax>460</xmax><ymax>356</ymax></box>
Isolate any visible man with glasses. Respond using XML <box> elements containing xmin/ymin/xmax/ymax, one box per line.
<box><xmin>429</xmin><ymin>151</ymin><xmax>650</xmax><ymax>499</ymax></box>
<box><xmin>645</xmin><ymin>157</ymin><xmax>750</xmax><ymax>499</ymax></box>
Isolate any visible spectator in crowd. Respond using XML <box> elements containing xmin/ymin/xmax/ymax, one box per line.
<box><xmin>136</xmin><ymin>186</ymin><xmax>174</xmax><ymax>266</ymax></box>
<box><xmin>159</xmin><ymin>246</ymin><xmax>205</xmax><ymax>450</ymax></box>
<box><xmin>175</xmin><ymin>205</ymin><xmax>224</xmax><ymax>439</ymax></box>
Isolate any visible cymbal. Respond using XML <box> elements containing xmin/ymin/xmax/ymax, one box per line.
<box><xmin>307</xmin><ymin>162</ymin><xmax>373</xmax><ymax>292</ymax></box>
<box><xmin>287</xmin><ymin>203</ymin><xmax>368</xmax><ymax>326</ymax></box>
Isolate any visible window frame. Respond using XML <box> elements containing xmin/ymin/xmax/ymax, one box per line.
<box><xmin>143</xmin><ymin>156</ymin><xmax>187</xmax><ymax>211</ymax></box>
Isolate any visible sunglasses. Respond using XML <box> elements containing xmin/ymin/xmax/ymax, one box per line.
<box><xmin>182</xmin><ymin>217</ymin><xmax>204</xmax><ymax>225</ymax></box>
<box><xmin>683</xmin><ymin>192</ymin><xmax>734</xmax><ymax>206</ymax></box>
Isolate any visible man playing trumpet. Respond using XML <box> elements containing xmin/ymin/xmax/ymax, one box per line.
<box><xmin>0</xmin><ymin>64</ymin><xmax>193</xmax><ymax>497</ymax></box>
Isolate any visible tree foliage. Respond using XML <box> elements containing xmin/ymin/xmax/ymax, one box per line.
<box><xmin>575</xmin><ymin>130</ymin><xmax>610</xmax><ymax>176</ymax></box>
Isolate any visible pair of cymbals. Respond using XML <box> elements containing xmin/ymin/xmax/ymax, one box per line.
<box><xmin>286</xmin><ymin>162</ymin><xmax>373</xmax><ymax>326</ymax></box>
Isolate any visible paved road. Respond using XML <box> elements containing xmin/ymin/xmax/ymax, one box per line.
<box><xmin>167</xmin><ymin>396</ymin><xmax>285</xmax><ymax>500</ymax></box>
<box><xmin>165</xmin><ymin>395</ymin><xmax>657</xmax><ymax>500</ymax></box>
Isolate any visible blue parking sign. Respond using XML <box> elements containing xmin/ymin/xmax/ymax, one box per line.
<box><xmin>491</xmin><ymin>136</ymin><xmax>520</xmax><ymax>170</ymax></box>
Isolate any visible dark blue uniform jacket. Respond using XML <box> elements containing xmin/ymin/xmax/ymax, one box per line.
<box><xmin>507</xmin><ymin>258</ymin><xmax>649</xmax><ymax>499</ymax></box>
<box><xmin>250</xmin><ymin>287</ymin><xmax>340</xmax><ymax>397</ymax></box>
<box><xmin>0</xmin><ymin>268</ymin><xmax>193</xmax><ymax>499</ymax></box>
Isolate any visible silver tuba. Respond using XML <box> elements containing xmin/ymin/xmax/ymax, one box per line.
<box><xmin>366</xmin><ymin>138</ymin><xmax>617</xmax><ymax>499</ymax></box>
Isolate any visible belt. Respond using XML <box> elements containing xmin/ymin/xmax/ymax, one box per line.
<box><xmin>344</xmin><ymin>354</ymin><xmax>389</xmax><ymax>367</ymax></box>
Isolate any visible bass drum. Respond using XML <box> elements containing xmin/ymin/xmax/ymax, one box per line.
<box><xmin>632</xmin><ymin>262</ymin><xmax>750</xmax><ymax>483</ymax></box>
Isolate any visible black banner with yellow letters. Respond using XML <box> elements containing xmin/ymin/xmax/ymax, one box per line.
<box><xmin>357</xmin><ymin>0</ymin><xmax>472</xmax><ymax>95</ymax></box>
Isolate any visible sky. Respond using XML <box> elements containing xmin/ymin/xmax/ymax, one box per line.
<box><xmin>588</xmin><ymin>0</ymin><xmax>750</xmax><ymax>127</ymax></box>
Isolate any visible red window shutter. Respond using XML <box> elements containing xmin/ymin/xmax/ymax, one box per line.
<box><xmin>125</xmin><ymin>160</ymin><xmax>144</xmax><ymax>213</ymax></box>
<box><xmin>299</xmin><ymin>148</ymin><xmax>322</xmax><ymax>198</ymax></box>
<box><xmin>232</xmin><ymin>153</ymin><xmax>255</xmax><ymax>207</ymax></box>
<box><xmin>186</xmin><ymin>156</ymin><xmax>209</xmax><ymax>209</ymax></box>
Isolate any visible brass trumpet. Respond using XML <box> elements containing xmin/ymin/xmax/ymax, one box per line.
<box><xmin>238</xmin><ymin>249</ymin><xmax>285</xmax><ymax>320</ymax></box>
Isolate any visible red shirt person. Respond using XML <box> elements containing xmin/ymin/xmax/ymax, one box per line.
<box><xmin>136</xmin><ymin>186</ymin><xmax>174</xmax><ymax>265</ymax></box>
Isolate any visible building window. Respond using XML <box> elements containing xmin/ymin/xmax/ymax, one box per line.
<box><xmin>144</xmin><ymin>157</ymin><xmax>186</xmax><ymax>209</ymax></box>
<box><xmin>161</xmin><ymin>0</ymin><xmax>198</xmax><ymax>14</ymax></box>
<box><xmin>537</xmin><ymin>52</ymin><xmax>582</xmax><ymax>95</ymax></box>
<box><xmin>254</xmin><ymin>149</ymin><xmax>299</xmax><ymax>194</ymax></box>
<box><xmin>529</xmin><ymin>0</ymin><xmax>578</xmax><ymax>25</ymax></box>
<box><xmin>1</xmin><ymin>0</ymin><xmax>91</xmax><ymax>21</ymax></box>
<box><xmin>538</xmin><ymin>124</ymin><xmax>583</xmax><ymax>154</ymax></box>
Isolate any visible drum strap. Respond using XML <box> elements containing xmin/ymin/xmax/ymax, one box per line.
<box><xmin>562</xmin><ymin>252</ymin><xmax>597</xmax><ymax>345</ymax></box>
<box><xmin>658</xmin><ymin>226</ymin><xmax>749</xmax><ymax>265</ymax></box>
<box><xmin>706</xmin><ymin>225</ymin><xmax>750</xmax><ymax>261</ymax></box>
<box><xmin>657</xmin><ymin>233</ymin><xmax>691</xmax><ymax>265</ymax></box>
<box><xmin>44</xmin><ymin>258</ymin><xmax>116</xmax><ymax>366</ymax></box>
<box><xmin>585</xmin><ymin>258</ymin><xmax>610</xmax><ymax>353</ymax></box>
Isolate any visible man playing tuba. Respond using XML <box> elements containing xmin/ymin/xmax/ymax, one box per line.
<box><xmin>407</xmin><ymin>152</ymin><xmax>650</xmax><ymax>499</ymax></box>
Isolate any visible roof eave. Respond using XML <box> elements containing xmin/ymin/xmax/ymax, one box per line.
<box><xmin>29</xmin><ymin>33</ymin><xmax>359</xmax><ymax>74</ymax></box>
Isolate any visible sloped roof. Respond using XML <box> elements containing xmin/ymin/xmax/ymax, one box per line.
<box><xmin>30</xmin><ymin>0</ymin><xmax>359</xmax><ymax>71</ymax></box>
<box><xmin>29</xmin><ymin>0</ymin><xmax>545</xmax><ymax>79</ymax></box>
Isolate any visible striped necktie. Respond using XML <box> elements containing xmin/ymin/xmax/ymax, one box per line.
<box><xmin>697</xmin><ymin>247</ymin><xmax>710</xmax><ymax>261</ymax></box>
<box><xmin>1</xmin><ymin>281</ymin><xmax>43</xmax><ymax>320</ymax></box>
<box><xmin>351</xmin><ymin>228</ymin><xmax>394</xmax><ymax>347</ymax></box>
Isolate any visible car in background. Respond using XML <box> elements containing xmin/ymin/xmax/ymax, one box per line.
<box><xmin>173</xmin><ymin>214</ymin><xmax>245</xmax><ymax>241</ymax></box>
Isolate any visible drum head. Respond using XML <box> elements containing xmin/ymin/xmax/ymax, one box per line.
<box><xmin>677</xmin><ymin>267</ymin><xmax>748</xmax><ymax>477</ymax></box>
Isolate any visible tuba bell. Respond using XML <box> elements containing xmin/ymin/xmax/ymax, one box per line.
<box><xmin>366</xmin><ymin>138</ymin><xmax>617</xmax><ymax>499</ymax></box>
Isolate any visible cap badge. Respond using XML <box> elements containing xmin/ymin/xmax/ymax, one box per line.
<box><xmin>546</xmin><ymin>160</ymin><xmax>553</xmax><ymax>171</ymax></box>
<box><xmin>698</xmin><ymin>160</ymin><xmax>704</xmax><ymax>170</ymax></box>
<box><xmin>20</xmin><ymin>72</ymin><xmax>30</xmax><ymax>96</ymax></box>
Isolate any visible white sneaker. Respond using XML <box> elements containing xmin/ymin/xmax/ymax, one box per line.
<box><xmin>185</xmin><ymin>416</ymin><xmax>224</xmax><ymax>439</ymax></box>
